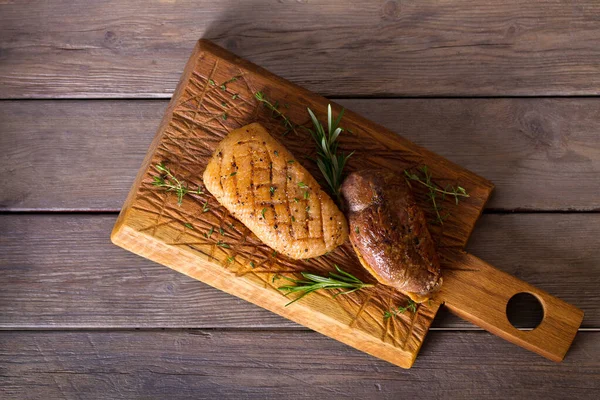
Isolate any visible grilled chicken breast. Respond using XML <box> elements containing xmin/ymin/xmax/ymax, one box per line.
<box><xmin>203</xmin><ymin>123</ymin><xmax>348</xmax><ymax>259</ymax></box>
<box><xmin>341</xmin><ymin>170</ymin><xmax>442</xmax><ymax>302</ymax></box>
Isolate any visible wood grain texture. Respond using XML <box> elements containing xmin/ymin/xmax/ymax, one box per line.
<box><xmin>0</xmin><ymin>0</ymin><xmax>597</xmax><ymax>394</ymax></box>
<box><xmin>3</xmin><ymin>98</ymin><xmax>600</xmax><ymax>212</ymax></box>
<box><xmin>2</xmin><ymin>214</ymin><xmax>597</xmax><ymax>330</ymax></box>
<box><xmin>111</xmin><ymin>40</ymin><xmax>497</xmax><ymax>368</ymax></box>
<box><xmin>1</xmin><ymin>214</ymin><xmax>597</xmax><ymax>330</ymax></box>
<box><xmin>441</xmin><ymin>252</ymin><xmax>582</xmax><ymax>362</ymax></box>
<box><xmin>1</xmin><ymin>330</ymin><xmax>598</xmax><ymax>400</ymax></box>
<box><xmin>2</xmin><ymin>0</ymin><xmax>600</xmax><ymax>98</ymax></box>
<box><xmin>0</xmin><ymin>100</ymin><xmax>164</xmax><ymax>211</ymax></box>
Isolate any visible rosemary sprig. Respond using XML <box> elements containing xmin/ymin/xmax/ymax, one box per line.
<box><xmin>153</xmin><ymin>163</ymin><xmax>203</xmax><ymax>206</ymax></box>
<box><xmin>383</xmin><ymin>299</ymin><xmax>418</xmax><ymax>319</ymax></box>
<box><xmin>216</xmin><ymin>241</ymin><xmax>230</xmax><ymax>249</ymax></box>
<box><xmin>404</xmin><ymin>166</ymin><xmax>469</xmax><ymax>204</ymax></box>
<box><xmin>307</xmin><ymin>104</ymin><xmax>354</xmax><ymax>206</ymax></box>
<box><xmin>404</xmin><ymin>165</ymin><xmax>469</xmax><ymax>225</ymax></box>
<box><xmin>219</xmin><ymin>75</ymin><xmax>240</xmax><ymax>91</ymax></box>
<box><xmin>255</xmin><ymin>91</ymin><xmax>297</xmax><ymax>135</ymax></box>
<box><xmin>277</xmin><ymin>265</ymin><xmax>373</xmax><ymax>306</ymax></box>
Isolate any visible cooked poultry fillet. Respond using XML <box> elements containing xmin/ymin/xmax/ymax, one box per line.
<box><xmin>341</xmin><ymin>170</ymin><xmax>442</xmax><ymax>302</ymax></box>
<box><xmin>203</xmin><ymin>123</ymin><xmax>348</xmax><ymax>259</ymax></box>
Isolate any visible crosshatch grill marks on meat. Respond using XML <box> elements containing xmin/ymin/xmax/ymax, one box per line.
<box><xmin>264</xmin><ymin>143</ymin><xmax>278</xmax><ymax>231</ymax></box>
<box><xmin>203</xmin><ymin>122</ymin><xmax>348</xmax><ymax>259</ymax></box>
<box><xmin>319</xmin><ymin>194</ymin><xmax>328</xmax><ymax>249</ymax></box>
<box><xmin>284</xmin><ymin>161</ymin><xmax>294</xmax><ymax>241</ymax></box>
<box><xmin>232</xmin><ymin>154</ymin><xmax>240</xmax><ymax>209</ymax></box>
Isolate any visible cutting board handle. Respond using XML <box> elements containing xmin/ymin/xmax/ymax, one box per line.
<box><xmin>440</xmin><ymin>251</ymin><xmax>584</xmax><ymax>362</ymax></box>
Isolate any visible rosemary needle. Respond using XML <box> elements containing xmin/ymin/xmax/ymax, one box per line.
<box><xmin>216</xmin><ymin>241</ymin><xmax>230</xmax><ymax>249</ymax></box>
<box><xmin>307</xmin><ymin>104</ymin><xmax>354</xmax><ymax>207</ymax></box>
<box><xmin>404</xmin><ymin>165</ymin><xmax>469</xmax><ymax>225</ymax></box>
<box><xmin>278</xmin><ymin>265</ymin><xmax>373</xmax><ymax>306</ymax></box>
<box><xmin>152</xmin><ymin>163</ymin><xmax>203</xmax><ymax>206</ymax></box>
<box><xmin>384</xmin><ymin>299</ymin><xmax>418</xmax><ymax>319</ymax></box>
<box><xmin>404</xmin><ymin>166</ymin><xmax>469</xmax><ymax>203</ymax></box>
<box><xmin>254</xmin><ymin>91</ymin><xmax>297</xmax><ymax>135</ymax></box>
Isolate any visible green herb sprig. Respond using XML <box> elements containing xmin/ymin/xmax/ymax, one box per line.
<box><xmin>383</xmin><ymin>299</ymin><xmax>418</xmax><ymax>319</ymax></box>
<box><xmin>277</xmin><ymin>265</ymin><xmax>373</xmax><ymax>306</ymax></box>
<box><xmin>255</xmin><ymin>91</ymin><xmax>297</xmax><ymax>135</ymax></box>
<box><xmin>219</xmin><ymin>76</ymin><xmax>240</xmax><ymax>91</ymax></box>
<box><xmin>404</xmin><ymin>166</ymin><xmax>469</xmax><ymax>225</ymax></box>
<box><xmin>153</xmin><ymin>163</ymin><xmax>203</xmax><ymax>206</ymax></box>
<box><xmin>216</xmin><ymin>241</ymin><xmax>230</xmax><ymax>249</ymax></box>
<box><xmin>307</xmin><ymin>105</ymin><xmax>354</xmax><ymax>206</ymax></box>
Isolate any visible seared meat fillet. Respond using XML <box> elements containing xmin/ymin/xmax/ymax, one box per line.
<box><xmin>203</xmin><ymin>123</ymin><xmax>348</xmax><ymax>259</ymax></box>
<box><xmin>341</xmin><ymin>170</ymin><xmax>442</xmax><ymax>302</ymax></box>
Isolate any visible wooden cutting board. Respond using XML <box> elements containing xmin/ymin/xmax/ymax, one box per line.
<box><xmin>112</xmin><ymin>40</ymin><xmax>583</xmax><ymax>368</ymax></box>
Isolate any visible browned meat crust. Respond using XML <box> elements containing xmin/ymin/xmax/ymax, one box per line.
<box><xmin>341</xmin><ymin>170</ymin><xmax>442</xmax><ymax>301</ymax></box>
<box><xmin>203</xmin><ymin>123</ymin><xmax>348</xmax><ymax>259</ymax></box>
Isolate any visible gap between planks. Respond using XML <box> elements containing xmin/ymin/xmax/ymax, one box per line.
<box><xmin>0</xmin><ymin>327</ymin><xmax>596</xmax><ymax>332</ymax></box>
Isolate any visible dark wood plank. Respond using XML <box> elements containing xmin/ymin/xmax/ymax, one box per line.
<box><xmin>0</xmin><ymin>213</ymin><xmax>293</xmax><ymax>329</ymax></box>
<box><xmin>2</xmin><ymin>1</ymin><xmax>600</xmax><ymax>98</ymax></box>
<box><xmin>1</xmin><ymin>330</ymin><xmax>598</xmax><ymax>399</ymax></box>
<box><xmin>1</xmin><ymin>214</ymin><xmax>597</xmax><ymax>329</ymax></box>
<box><xmin>2</xmin><ymin>99</ymin><xmax>600</xmax><ymax>211</ymax></box>
<box><xmin>354</xmin><ymin>98</ymin><xmax>600</xmax><ymax>212</ymax></box>
<box><xmin>0</xmin><ymin>100</ymin><xmax>164</xmax><ymax>211</ymax></box>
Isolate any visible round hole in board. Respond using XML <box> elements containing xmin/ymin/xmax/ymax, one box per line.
<box><xmin>506</xmin><ymin>292</ymin><xmax>544</xmax><ymax>330</ymax></box>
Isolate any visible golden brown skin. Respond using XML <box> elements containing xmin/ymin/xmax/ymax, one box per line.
<box><xmin>203</xmin><ymin>123</ymin><xmax>348</xmax><ymax>259</ymax></box>
<box><xmin>341</xmin><ymin>170</ymin><xmax>442</xmax><ymax>302</ymax></box>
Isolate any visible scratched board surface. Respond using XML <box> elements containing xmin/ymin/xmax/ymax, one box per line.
<box><xmin>112</xmin><ymin>40</ymin><xmax>494</xmax><ymax>368</ymax></box>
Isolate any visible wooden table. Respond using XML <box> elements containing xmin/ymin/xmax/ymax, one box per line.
<box><xmin>1</xmin><ymin>1</ymin><xmax>599</xmax><ymax>398</ymax></box>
